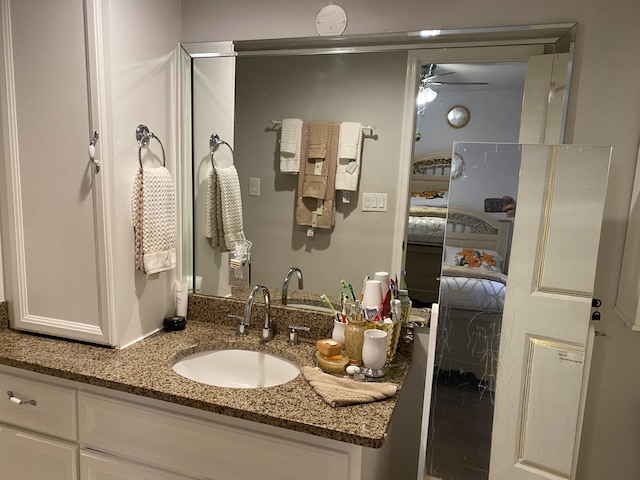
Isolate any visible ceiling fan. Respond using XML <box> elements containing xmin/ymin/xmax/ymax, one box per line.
<box><xmin>420</xmin><ymin>63</ymin><xmax>490</xmax><ymax>87</ymax></box>
<box><xmin>417</xmin><ymin>63</ymin><xmax>490</xmax><ymax>110</ymax></box>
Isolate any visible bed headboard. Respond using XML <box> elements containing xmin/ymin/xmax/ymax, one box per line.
<box><xmin>444</xmin><ymin>205</ymin><xmax>513</xmax><ymax>271</ymax></box>
<box><xmin>410</xmin><ymin>151</ymin><xmax>452</xmax><ymax>193</ymax></box>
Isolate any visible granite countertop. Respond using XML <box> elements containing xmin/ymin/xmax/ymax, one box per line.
<box><xmin>0</xmin><ymin>296</ymin><xmax>414</xmax><ymax>448</ymax></box>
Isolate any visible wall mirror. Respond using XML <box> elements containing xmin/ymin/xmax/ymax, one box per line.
<box><xmin>180</xmin><ymin>23</ymin><xmax>576</xmax><ymax>308</ymax></box>
<box><xmin>426</xmin><ymin>141</ymin><xmax>520</xmax><ymax>479</ymax></box>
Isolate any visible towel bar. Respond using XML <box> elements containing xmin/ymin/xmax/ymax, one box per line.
<box><xmin>136</xmin><ymin>124</ymin><xmax>166</xmax><ymax>169</ymax></box>
<box><xmin>270</xmin><ymin>120</ymin><xmax>374</xmax><ymax>136</ymax></box>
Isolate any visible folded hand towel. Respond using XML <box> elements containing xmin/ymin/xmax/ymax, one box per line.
<box><xmin>279</xmin><ymin>118</ymin><xmax>303</xmax><ymax>174</ymax></box>
<box><xmin>301</xmin><ymin>120</ymin><xmax>332</xmax><ymax>199</ymax></box>
<box><xmin>131</xmin><ymin>166</ymin><xmax>176</xmax><ymax>274</ymax></box>
<box><xmin>296</xmin><ymin>122</ymin><xmax>339</xmax><ymax>229</ymax></box>
<box><xmin>336</xmin><ymin>122</ymin><xmax>363</xmax><ymax>192</ymax></box>
<box><xmin>302</xmin><ymin>366</ymin><xmax>398</xmax><ymax>408</ymax></box>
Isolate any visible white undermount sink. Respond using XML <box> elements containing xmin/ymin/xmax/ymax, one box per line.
<box><xmin>172</xmin><ymin>349</ymin><xmax>300</xmax><ymax>388</ymax></box>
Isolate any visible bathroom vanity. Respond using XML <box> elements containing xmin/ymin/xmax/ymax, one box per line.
<box><xmin>0</xmin><ymin>297</ymin><xmax>412</xmax><ymax>480</ymax></box>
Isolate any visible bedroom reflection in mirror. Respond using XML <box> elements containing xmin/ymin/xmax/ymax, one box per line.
<box><xmin>426</xmin><ymin>142</ymin><xmax>521</xmax><ymax>480</ymax></box>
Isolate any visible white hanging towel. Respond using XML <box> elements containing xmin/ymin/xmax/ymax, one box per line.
<box><xmin>214</xmin><ymin>164</ymin><xmax>247</xmax><ymax>248</ymax></box>
<box><xmin>335</xmin><ymin>122</ymin><xmax>363</xmax><ymax>191</ymax></box>
<box><xmin>279</xmin><ymin>118</ymin><xmax>303</xmax><ymax>173</ymax></box>
<box><xmin>205</xmin><ymin>168</ymin><xmax>229</xmax><ymax>252</ymax></box>
<box><xmin>131</xmin><ymin>166</ymin><xmax>176</xmax><ymax>274</ymax></box>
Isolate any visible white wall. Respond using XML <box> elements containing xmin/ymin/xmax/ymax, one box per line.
<box><xmin>192</xmin><ymin>55</ymin><xmax>235</xmax><ymax>297</ymax></box>
<box><xmin>104</xmin><ymin>0</ymin><xmax>181</xmax><ymax>347</ymax></box>
<box><xmin>0</xmin><ymin>222</ymin><xmax>4</xmax><ymax>302</ymax></box>
<box><xmin>180</xmin><ymin>1</ymin><xmax>640</xmax><ymax>479</ymax></box>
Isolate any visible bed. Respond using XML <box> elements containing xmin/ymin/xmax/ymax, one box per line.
<box><xmin>404</xmin><ymin>151</ymin><xmax>512</xmax><ymax>389</ymax></box>
<box><xmin>439</xmin><ymin>205</ymin><xmax>511</xmax><ymax>311</ymax></box>
<box><xmin>435</xmin><ymin>206</ymin><xmax>513</xmax><ymax>391</ymax></box>
<box><xmin>404</xmin><ymin>152</ymin><xmax>452</xmax><ymax>305</ymax></box>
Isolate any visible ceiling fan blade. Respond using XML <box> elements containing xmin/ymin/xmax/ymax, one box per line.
<box><xmin>422</xmin><ymin>72</ymin><xmax>454</xmax><ymax>81</ymax></box>
<box><xmin>428</xmin><ymin>81</ymin><xmax>490</xmax><ymax>86</ymax></box>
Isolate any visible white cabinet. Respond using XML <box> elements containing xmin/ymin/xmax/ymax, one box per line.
<box><xmin>0</xmin><ymin>0</ymin><xmax>113</xmax><ymax>344</ymax></box>
<box><xmin>78</xmin><ymin>391</ymin><xmax>370</xmax><ymax>480</ymax></box>
<box><xmin>0</xmin><ymin>365</ymin><xmax>388</xmax><ymax>480</ymax></box>
<box><xmin>0</xmin><ymin>0</ymin><xmax>180</xmax><ymax>347</ymax></box>
<box><xmin>0</xmin><ymin>425</ymin><xmax>78</xmax><ymax>480</ymax></box>
<box><xmin>0</xmin><ymin>370</ymin><xmax>78</xmax><ymax>479</ymax></box>
<box><xmin>81</xmin><ymin>450</ymin><xmax>194</xmax><ymax>480</ymax></box>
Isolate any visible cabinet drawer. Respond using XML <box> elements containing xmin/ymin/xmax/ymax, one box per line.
<box><xmin>81</xmin><ymin>450</ymin><xmax>194</xmax><ymax>480</ymax></box>
<box><xmin>79</xmin><ymin>392</ymin><xmax>350</xmax><ymax>480</ymax></box>
<box><xmin>0</xmin><ymin>371</ymin><xmax>77</xmax><ymax>441</ymax></box>
<box><xmin>0</xmin><ymin>423</ymin><xmax>78</xmax><ymax>479</ymax></box>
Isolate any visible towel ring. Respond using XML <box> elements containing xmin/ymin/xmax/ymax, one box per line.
<box><xmin>210</xmin><ymin>133</ymin><xmax>233</xmax><ymax>169</ymax></box>
<box><xmin>136</xmin><ymin>124</ymin><xmax>166</xmax><ymax>169</ymax></box>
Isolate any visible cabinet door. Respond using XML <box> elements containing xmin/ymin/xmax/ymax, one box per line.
<box><xmin>0</xmin><ymin>0</ymin><xmax>114</xmax><ymax>344</ymax></box>
<box><xmin>0</xmin><ymin>424</ymin><xmax>78</xmax><ymax>480</ymax></box>
<box><xmin>81</xmin><ymin>450</ymin><xmax>194</xmax><ymax>480</ymax></box>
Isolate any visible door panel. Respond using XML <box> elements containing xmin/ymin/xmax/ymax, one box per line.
<box><xmin>519</xmin><ymin>53</ymin><xmax>570</xmax><ymax>144</ymax></box>
<box><xmin>0</xmin><ymin>0</ymin><xmax>113</xmax><ymax>344</ymax></box>
<box><xmin>490</xmin><ymin>145</ymin><xmax>611</xmax><ymax>480</ymax></box>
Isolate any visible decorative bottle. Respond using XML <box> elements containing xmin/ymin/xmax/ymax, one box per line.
<box><xmin>344</xmin><ymin>301</ymin><xmax>370</xmax><ymax>366</ymax></box>
<box><xmin>398</xmin><ymin>289</ymin><xmax>412</xmax><ymax>324</ymax></box>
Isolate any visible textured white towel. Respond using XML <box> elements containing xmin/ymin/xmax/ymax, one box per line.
<box><xmin>302</xmin><ymin>366</ymin><xmax>397</xmax><ymax>407</ymax></box>
<box><xmin>335</xmin><ymin>122</ymin><xmax>363</xmax><ymax>191</ymax></box>
<box><xmin>205</xmin><ymin>169</ymin><xmax>229</xmax><ymax>252</ymax></box>
<box><xmin>214</xmin><ymin>165</ymin><xmax>246</xmax><ymax>248</ymax></box>
<box><xmin>131</xmin><ymin>166</ymin><xmax>176</xmax><ymax>274</ymax></box>
<box><xmin>279</xmin><ymin>118</ymin><xmax>303</xmax><ymax>173</ymax></box>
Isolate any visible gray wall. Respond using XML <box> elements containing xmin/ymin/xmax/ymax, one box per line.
<box><xmin>180</xmin><ymin>1</ymin><xmax>640</xmax><ymax>479</ymax></box>
<box><xmin>415</xmin><ymin>88</ymin><xmax>524</xmax><ymax>155</ymax></box>
<box><xmin>234</xmin><ymin>52</ymin><xmax>407</xmax><ymax>294</ymax></box>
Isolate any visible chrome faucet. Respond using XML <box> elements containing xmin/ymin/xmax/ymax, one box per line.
<box><xmin>281</xmin><ymin>267</ymin><xmax>303</xmax><ymax>305</ymax></box>
<box><xmin>245</xmin><ymin>284</ymin><xmax>272</xmax><ymax>341</ymax></box>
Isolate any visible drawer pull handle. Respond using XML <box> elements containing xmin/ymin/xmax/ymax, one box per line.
<box><xmin>6</xmin><ymin>391</ymin><xmax>37</xmax><ymax>406</ymax></box>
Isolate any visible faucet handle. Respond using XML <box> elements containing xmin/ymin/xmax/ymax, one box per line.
<box><xmin>287</xmin><ymin>325</ymin><xmax>310</xmax><ymax>346</ymax></box>
<box><xmin>227</xmin><ymin>314</ymin><xmax>247</xmax><ymax>337</ymax></box>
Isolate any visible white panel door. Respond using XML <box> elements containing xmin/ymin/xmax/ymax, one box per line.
<box><xmin>519</xmin><ymin>53</ymin><xmax>571</xmax><ymax>144</ymax></box>
<box><xmin>0</xmin><ymin>0</ymin><xmax>113</xmax><ymax>344</ymax></box>
<box><xmin>0</xmin><ymin>424</ymin><xmax>78</xmax><ymax>480</ymax></box>
<box><xmin>490</xmin><ymin>145</ymin><xmax>611</xmax><ymax>480</ymax></box>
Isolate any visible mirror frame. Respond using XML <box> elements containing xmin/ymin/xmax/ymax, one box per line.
<box><xmin>180</xmin><ymin>22</ymin><xmax>576</xmax><ymax>301</ymax></box>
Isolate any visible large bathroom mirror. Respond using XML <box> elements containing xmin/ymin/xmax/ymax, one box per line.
<box><xmin>181</xmin><ymin>23</ymin><xmax>575</xmax><ymax>305</ymax></box>
<box><xmin>426</xmin><ymin>142</ymin><xmax>520</xmax><ymax>479</ymax></box>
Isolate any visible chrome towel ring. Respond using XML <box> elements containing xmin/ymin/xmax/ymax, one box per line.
<box><xmin>136</xmin><ymin>124</ymin><xmax>166</xmax><ymax>169</ymax></box>
<box><xmin>210</xmin><ymin>133</ymin><xmax>233</xmax><ymax>169</ymax></box>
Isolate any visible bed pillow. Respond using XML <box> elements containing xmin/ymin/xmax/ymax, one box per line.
<box><xmin>444</xmin><ymin>246</ymin><xmax>503</xmax><ymax>272</ymax></box>
<box><xmin>410</xmin><ymin>190</ymin><xmax>448</xmax><ymax>208</ymax></box>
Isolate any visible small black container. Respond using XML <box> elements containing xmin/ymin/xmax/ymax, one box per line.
<box><xmin>163</xmin><ymin>316</ymin><xmax>187</xmax><ymax>331</ymax></box>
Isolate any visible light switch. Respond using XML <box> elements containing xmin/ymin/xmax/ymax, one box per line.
<box><xmin>249</xmin><ymin>177</ymin><xmax>260</xmax><ymax>196</ymax></box>
<box><xmin>362</xmin><ymin>193</ymin><xmax>388</xmax><ymax>212</ymax></box>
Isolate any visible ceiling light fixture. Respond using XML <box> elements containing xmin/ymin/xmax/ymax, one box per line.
<box><xmin>417</xmin><ymin>85</ymin><xmax>438</xmax><ymax>105</ymax></box>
